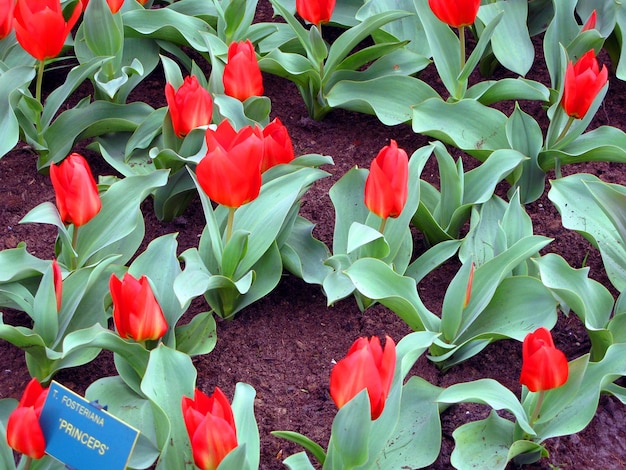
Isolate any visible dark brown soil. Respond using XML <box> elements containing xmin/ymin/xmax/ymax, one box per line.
<box><xmin>1</xmin><ymin>2</ymin><xmax>626</xmax><ymax>469</ymax></box>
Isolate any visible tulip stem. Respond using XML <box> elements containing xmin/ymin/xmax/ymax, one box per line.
<box><xmin>553</xmin><ymin>116</ymin><xmax>575</xmax><ymax>178</ymax></box>
<box><xmin>70</xmin><ymin>226</ymin><xmax>79</xmax><ymax>270</ymax></box>
<box><xmin>22</xmin><ymin>456</ymin><xmax>33</xmax><ymax>470</ymax></box>
<box><xmin>226</xmin><ymin>207</ymin><xmax>235</xmax><ymax>244</ymax></box>
<box><xmin>455</xmin><ymin>26</ymin><xmax>466</xmax><ymax>99</ymax></box>
<box><xmin>529</xmin><ymin>390</ymin><xmax>545</xmax><ymax>427</ymax></box>
<box><xmin>35</xmin><ymin>60</ymin><xmax>45</xmax><ymax>106</ymax></box>
<box><xmin>554</xmin><ymin>115</ymin><xmax>575</xmax><ymax>147</ymax></box>
<box><xmin>378</xmin><ymin>217</ymin><xmax>387</xmax><ymax>234</ymax></box>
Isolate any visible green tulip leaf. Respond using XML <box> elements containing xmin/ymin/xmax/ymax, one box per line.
<box><xmin>438</xmin><ymin>379</ymin><xmax>534</xmax><ymax>435</ymax></box>
<box><xmin>141</xmin><ymin>345</ymin><xmax>196</xmax><ymax>470</ymax></box>
<box><xmin>174</xmin><ymin>311</ymin><xmax>217</xmax><ymax>356</ymax></box>
<box><xmin>230</xmin><ymin>382</ymin><xmax>260</xmax><ymax>470</ymax></box>
<box><xmin>412</xmin><ymin>99</ymin><xmax>509</xmax><ymax>161</ymax></box>
<box><xmin>0</xmin><ymin>65</ymin><xmax>35</xmax><ymax>158</ymax></box>
<box><xmin>327</xmin><ymin>75</ymin><xmax>439</xmax><ymax>125</ymax></box>
<box><xmin>345</xmin><ymin>257</ymin><xmax>440</xmax><ymax>331</ymax></box>
<box><xmin>86</xmin><ymin>376</ymin><xmax>159</xmax><ymax>469</ymax></box>
<box><xmin>549</xmin><ymin>174</ymin><xmax>626</xmax><ymax>292</ymax></box>
<box><xmin>281</xmin><ymin>215</ymin><xmax>332</xmax><ymax>285</ymax></box>
<box><xmin>450</xmin><ymin>411</ymin><xmax>519</xmax><ymax>470</ymax></box>
<box><xmin>76</xmin><ymin>170</ymin><xmax>169</xmax><ymax>267</ymax></box>
<box><xmin>326</xmin><ymin>390</ymin><xmax>371</xmax><ymax>468</ymax></box>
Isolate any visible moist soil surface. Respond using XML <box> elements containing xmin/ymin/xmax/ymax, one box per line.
<box><xmin>1</xmin><ymin>2</ymin><xmax>626</xmax><ymax>469</ymax></box>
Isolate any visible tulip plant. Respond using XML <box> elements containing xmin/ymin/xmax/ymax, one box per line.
<box><xmin>1</xmin><ymin>0</ymin><xmax>626</xmax><ymax>469</ymax></box>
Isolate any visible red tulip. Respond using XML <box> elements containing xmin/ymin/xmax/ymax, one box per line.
<box><xmin>223</xmin><ymin>39</ymin><xmax>264</xmax><ymax>101</ymax></box>
<box><xmin>13</xmin><ymin>0</ymin><xmax>82</xmax><ymax>61</ymax></box>
<box><xmin>182</xmin><ymin>387</ymin><xmax>238</xmax><ymax>470</ymax></box>
<box><xmin>581</xmin><ymin>10</ymin><xmax>596</xmax><ymax>32</ymax></box>
<box><xmin>109</xmin><ymin>273</ymin><xmax>168</xmax><ymax>342</ymax></box>
<box><xmin>562</xmin><ymin>49</ymin><xmax>608</xmax><ymax>119</ymax></box>
<box><xmin>520</xmin><ymin>327</ymin><xmax>569</xmax><ymax>392</ymax></box>
<box><xmin>196</xmin><ymin>120</ymin><xmax>264</xmax><ymax>208</ymax></box>
<box><xmin>6</xmin><ymin>378</ymin><xmax>48</xmax><ymax>459</ymax></box>
<box><xmin>296</xmin><ymin>0</ymin><xmax>336</xmax><ymax>26</ymax></box>
<box><xmin>50</xmin><ymin>153</ymin><xmax>102</xmax><ymax>227</ymax></box>
<box><xmin>52</xmin><ymin>258</ymin><xmax>62</xmax><ymax>312</ymax></box>
<box><xmin>80</xmin><ymin>0</ymin><xmax>124</xmax><ymax>13</ymax></box>
<box><xmin>0</xmin><ymin>0</ymin><xmax>15</xmax><ymax>39</ymax></box>
<box><xmin>165</xmin><ymin>76</ymin><xmax>213</xmax><ymax>138</ymax></box>
<box><xmin>261</xmin><ymin>118</ymin><xmax>295</xmax><ymax>173</ymax></box>
<box><xmin>330</xmin><ymin>335</ymin><xmax>396</xmax><ymax>420</ymax></box>
<box><xmin>364</xmin><ymin>140</ymin><xmax>409</xmax><ymax>220</ymax></box>
<box><xmin>428</xmin><ymin>0</ymin><xmax>480</xmax><ymax>28</ymax></box>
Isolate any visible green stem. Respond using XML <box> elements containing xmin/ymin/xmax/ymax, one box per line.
<box><xmin>455</xmin><ymin>26</ymin><xmax>466</xmax><ymax>99</ymax></box>
<box><xmin>554</xmin><ymin>115</ymin><xmax>575</xmax><ymax>146</ymax></box>
<box><xmin>226</xmin><ymin>207</ymin><xmax>235</xmax><ymax>244</ymax></box>
<box><xmin>22</xmin><ymin>456</ymin><xmax>33</xmax><ymax>470</ymax></box>
<box><xmin>35</xmin><ymin>60</ymin><xmax>45</xmax><ymax>106</ymax></box>
<box><xmin>70</xmin><ymin>226</ymin><xmax>79</xmax><ymax>270</ymax></box>
<box><xmin>378</xmin><ymin>217</ymin><xmax>387</xmax><ymax>234</ymax></box>
<box><xmin>553</xmin><ymin>116</ymin><xmax>575</xmax><ymax>179</ymax></box>
<box><xmin>529</xmin><ymin>390</ymin><xmax>546</xmax><ymax>427</ymax></box>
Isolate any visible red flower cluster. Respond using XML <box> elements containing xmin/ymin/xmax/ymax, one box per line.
<box><xmin>223</xmin><ymin>39</ymin><xmax>264</xmax><ymax>102</ymax></box>
<box><xmin>364</xmin><ymin>140</ymin><xmax>409</xmax><ymax>220</ymax></box>
<box><xmin>196</xmin><ymin>118</ymin><xmax>294</xmax><ymax>208</ymax></box>
<box><xmin>165</xmin><ymin>75</ymin><xmax>214</xmax><ymax>138</ymax></box>
<box><xmin>295</xmin><ymin>0</ymin><xmax>336</xmax><ymax>26</ymax></box>
<box><xmin>50</xmin><ymin>153</ymin><xmax>102</xmax><ymax>227</ymax></box>
<box><xmin>330</xmin><ymin>335</ymin><xmax>396</xmax><ymax>420</ymax></box>
<box><xmin>7</xmin><ymin>378</ymin><xmax>49</xmax><ymax>459</ymax></box>
<box><xmin>13</xmin><ymin>0</ymin><xmax>83</xmax><ymax>60</ymax></box>
<box><xmin>109</xmin><ymin>273</ymin><xmax>168</xmax><ymax>342</ymax></box>
<box><xmin>428</xmin><ymin>0</ymin><xmax>480</xmax><ymax>28</ymax></box>
<box><xmin>520</xmin><ymin>327</ymin><xmax>569</xmax><ymax>392</ymax></box>
<box><xmin>562</xmin><ymin>49</ymin><xmax>608</xmax><ymax>119</ymax></box>
<box><xmin>182</xmin><ymin>387</ymin><xmax>238</xmax><ymax>470</ymax></box>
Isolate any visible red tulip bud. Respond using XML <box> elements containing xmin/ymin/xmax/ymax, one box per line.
<box><xmin>364</xmin><ymin>140</ymin><xmax>409</xmax><ymax>220</ymax></box>
<box><xmin>295</xmin><ymin>0</ymin><xmax>336</xmax><ymax>26</ymax></box>
<box><xmin>581</xmin><ymin>10</ymin><xmax>597</xmax><ymax>32</ymax></box>
<box><xmin>165</xmin><ymin>76</ymin><xmax>213</xmax><ymax>138</ymax></box>
<box><xmin>110</xmin><ymin>273</ymin><xmax>168</xmax><ymax>342</ymax></box>
<box><xmin>0</xmin><ymin>0</ymin><xmax>15</xmax><ymax>39</ymax></box>
<box><xmin>182</xmin><ymin>387</ymin><xmax>238</xmax><ymax>470</ymax></box>
<box><xmin>196</xmin><ymin>120</ymin><xmax>264</xmax><ymax>208</ymax></box>
<box><xmin>223</xmin><ymin>39</ymin><xmax>264</xmax><ymax>101</ymax></box>
<box><xmin>50</xmin><ymin>153</ymin><xmax>102</xmax><ymax>227</ymax></box>
<box><xmin>330</xmin><ymin>335</ymin><xmax>396</xmax><ymax>420</ymax></box>
<box><xmin>52</xmin><ymin>258</ymin><xmax>62</xmax><ymax>312</ymax></box>
<box><xmin>520</xmin><ymin>327</ymin><xmax>569</xmax><ymax>392</ymax></box>
<box><xmin>261</xmin><ymin>118</ymin><xmax>295</xmax><ymax>173</ymax></box>
<box><xmin>562</xmin><ymin>49</ymin><xmax>608</xmax><ymax>119</ymax></box>
<box><xmin>6</xmin><ymin>378</ymin><xmax>48</xmax><ymax>459</ymax></box>
<box><xmin>428</xmin><ymin>0</ymin><xmax>480</xmax><ymax>28</ymax></box>
<box><xmin>14</xmin><ymin>0</ymin><xmax>82</xmax><ymax>60</ymax></box>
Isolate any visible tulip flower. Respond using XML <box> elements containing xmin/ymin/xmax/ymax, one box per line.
<box><xmin>520</xmin><ymin>327</ymin><xmax>569</xmax><ymax>393</ymax></box>
<box><xmin>562</xmin><ymin>49</ymin><xmax>608</xmax><ymax>120</ymax></box>
<box><xmin>364</xmin><ymin>140</ymin><xmax>409</xmax><ymax>226</ymax></box>
<box><xmin>330</xmin><ymin>335</ymin><xmax>396</xmax><ymax>420</ymax></box>
<box><xmin>581</xmin><ymin>10</ymin><xmax>597</xmax><ymax>32</ymax></box>
<box><xmin>0</xmin><ymin>0</ymin><xmax>14</xmax><ymax>39</ymax></box>
<box><xmin>427</xmin><ymin>0</ymin><xmax>480</xmax><ymax>28</ymax></box>
<box><xmin>196</xmin><ymin>120</ymin><xmax>264</xmax><ymax>209</ymax></box>
<box><xmin>182</xmin><ymin>387</ymin><xmax>238</xmax><ymax>470</ymax></box>
<box><xmin>52</xmin><ymin>258</ymin><xmax>62</xmax><ymax>312</ymax></box>
<box><xmin>80</xmin><ymin>0</ymin><xmax>124</xmax><ymax>13</ymax></box>
<box><xmin>296</xmin><ymin>0</ymin><xmax>336</xmax><ymax>26</ymax></box>
<box><xmin>261</xmin><ymin>118</ymin><xmax>295</xmax><ymax>173</ymax></box>
<box><xmin>223</xmin><ymin>39</ymin><xmax>264</xmax><ymax>101</ymax></box>
<box><xmin>6</xmin><ymin>378</ymin><xmax>49</xmax><ymax>459</ymax></box>
<box><xmin>109</xmin><ymin>273</ymin><xmax>168</xmax><ymax>343</ymax></box>
<box><xmin>50</xmin><ymin>153</ymin><xmax>102</xmax><ymax>227</ymax></box>
<box><xmin>13</xmin><ymin>0</ymin><xmax>82</xmax><ymax>61</ymax></box>
<box><xmin>165</xmin><ymin>76</ymin><xmax>214</xmax><ymax>138</ymax></box>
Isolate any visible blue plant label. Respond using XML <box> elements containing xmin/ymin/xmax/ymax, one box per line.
<box><xmin>39</xmin><ymin>381</ymin><xmax>139</xmax><ymax>470</ymax></box>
